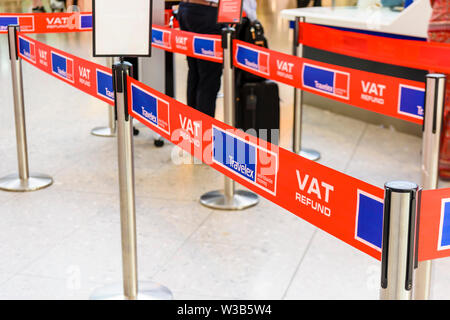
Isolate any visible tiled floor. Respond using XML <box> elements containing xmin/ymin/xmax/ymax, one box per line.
<box><xmin>1</xmin><ymin>0</ymin><xmax>449</xmax><ymax>300</ymax></box>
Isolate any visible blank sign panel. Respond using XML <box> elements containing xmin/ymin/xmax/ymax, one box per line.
<box><xmin>93</xmin><ymin>0</ymin><xmax>152</xmax><ymax>57</ymax></box>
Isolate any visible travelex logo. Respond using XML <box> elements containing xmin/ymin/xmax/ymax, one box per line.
<box><xmin>51</xmin><ymin>51</ymin><xmax>74</xmax><ymax>82</ymax></box>
<box><xmin>79</xmin><ymin>14</ymin><xmax>92</xmax><ymax>30</ymax></box>
<box><xmin>212</xmin><ymin>127</ymin><xmax>278</xmax><ymax>195</ymax></box>
<box><xmin>193</xmin><ymin>36</ymin><xmax>222</xmax><ymax>59</ymax></box>
<box><xmin>131</xmin><ymin>84</ymin><xmax>170</xmax><ymax>135</ymax></box>
<box><xmin>355</xmin><ymin>190</ymin><xmax>384</xmax><ymax>251</ymax></box>
<box><xmin>438</xmin><ymin>199</ymin><xmax>450</xmax><ymax>251</ymax></box>
<box><xmin>302</xmin><ymin>63</ymin><xmax>350</xmax><ymax>100</ymax></box>
<box><xmin>18</xmin><ymin>36</ymin><xmax>35</xmax><ymax>63</ymax></box>
<box><xmin>152</xmin><ymin>28</ymin><xmax>171</xmax><ymax>50</ymax></box>
<box><xmin>398</xmin><ymin>84</ymin><xmax>425</xmax><ymax>120</ymax></box>
<box><xmin>235</xmin><ymin>44</ymin><xmax>269</xmax><ymax>75</ymax></box>
<box><xmin>0</xmin><ymin>16</ymin><xmax>34</xmax><ymax>32</ymax></box>
<box><xmin>96</xmin><ymin>69</ymin><xmax>114</xmax><ymax>102</ymax></box>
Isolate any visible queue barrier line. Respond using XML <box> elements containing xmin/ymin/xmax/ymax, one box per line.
<box><xmin>299</xmin><ymin>22</ymin><xmax>450</xmax><ymax>75</ymax></box>
<box><xmin>0</xmin><ymin>13</ymin><xmax>430</xmax><ymax>125</ymax></box>
<box><xmin>13</xmin><ymin>30</ymin><xmax>450</xmax><ymax>263</ymax></box>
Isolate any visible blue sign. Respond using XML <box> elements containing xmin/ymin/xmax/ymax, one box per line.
<box><xmin>152</xmin><ymin>28</ymin><xmax>171</xmax><ymax>49</ymax></box>
<box><xmin>193</xmin><ymin>37</ymin><xmax>220</xmax><ymax>58</ymax></box>
<box><xmin>0</xmin><ymin>15</ymin><xmax>34</xmax><ymax>32</ymax></box>
<box><xmin>303</xmin><ymin>63</ymin><xmax>349</xmax><ymax>99</ymax></box>
<box><xmin>398</xmin><ymin>85</ymin><xmax>425</xmax><ymax>119</ymax></box>
<box><xmin>96</xmin><ymin>69</ymin><xmax>114</xmax><ymax>102</ymax></box>
<box><xmin>213</xmin><ymin>127</ymin><xmax>256</xmax><ymax>182</ymax></box>
<box><xmin>439</xmin><ymin>200</ymin><xmax>450</xmax><ymax>249</ymax></box>
<box><xmin>18</xmin><ymin>36</ymin><xmax>35</xmax><ymax>62</ymax></box>
<box><xmin>0</xmin><ymin>17</ymin><xmax>18</xmax><ymax>30</ymax></box>
<box><xmin>355</xmin><ymin>191</ymin><xmax>384</xmax><ymax>250</ymax></box>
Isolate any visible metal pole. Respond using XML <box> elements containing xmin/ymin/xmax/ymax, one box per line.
<box><xmin>292</xmin><ymin>17</ymin><xmax>320</xmax><ymax>161</ymax></box>
<box><xmin>90</xmin><ymin>62</ymin><xmax>172</xmax><ymax>300</ymax></box>
<box><xmin>415</xmin><ymin>74</ymin><xmax>447</xmax><ymax>300</ymax></box>
<box><xmin>199</xmin><ymin>26</ymin><xmax>259</xmax><ymax>211</ymax></box>
<box><xmin>91</xmin><ymin>57</ymin><xmax>117</xmax><ymax>137</ymax></box>
<box><xmin>380</xmin><ymin>181</ymin><xmax>418</xmax><ymax>300</ymax></box>
<box><xmin>0</xmin><ymin>25</ymin><xmax>53</xmax><ymax>192</ymax></box>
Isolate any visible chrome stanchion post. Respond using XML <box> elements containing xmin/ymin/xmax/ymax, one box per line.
<box><xmin>292</xmin><ymin>17</ymin><xmax>320</xmax><ymax>161</ymax></box>
<box><xmin>415</xmin><ymin>74</ymin><xmax>447</xmax><ymax>300</ymax></box>
<box><xmin>199</xmin><ymin>26</ymin><xmax>259</xmax><ymax>211</ymax></box>
<box><xmin>0</xmin><ymin>25</ymin><xmax>53</xmax><ymax>192</ymax></box>
<box><xmin>90</xmin><ymin>62</ymin><xmax>172</xmax><ymax>300</ymax></box>
<box><xmin>91</xmin><ymin>57</ymin><xmax>117</xmax><ymax>137</ymax></box>
<box><xmin>380</xmin><ymin>181</ymin><xmax>418</xmax><ymax>300</ymax></box>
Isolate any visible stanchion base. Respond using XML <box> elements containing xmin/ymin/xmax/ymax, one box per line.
<box><xmin>90</xmin><ymin>281</ymin><xmax>173</xmax><ymax>300</ymax></box>
<box><xmin>200</xmin><ymin>190</ymin><xmax>259</xmax><ymax>211</ymax></box>
<box><xmin>91</xmin><ymin>127</ymin><xmax>116</xmax><ymax>137</ymax></box>
<box><xmin>0</xmin><ymin>173</ymin><xmax>53</xmax><ymax>192</ymax></box>
<box><xmin>298</xmin><ymin>148</ymin><xmax>321</xmax><ymax>161</ymax></box>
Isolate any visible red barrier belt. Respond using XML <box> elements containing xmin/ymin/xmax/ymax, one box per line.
<box><xmin>0</xmin><ymin>12</ymin><xmax>92</xmax><ymax>33</ymax></box>
<box><xmin>17</xmin><ymin>32</ymin><xmax>113</xmax><ymax>106</ymax></box>
<box><xmin>299</xmin><ymin>22</ymin><xmax>450</xmax><ymax>75</ymax></box>
<box><xmin>233</xmin><ymin>40</ymin><xmax>426</xmax><ymax>125</ymax></box>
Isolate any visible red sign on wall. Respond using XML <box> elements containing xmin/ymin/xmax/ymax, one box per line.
<box><xmin>217</xmin><ymin>0</ymin><xmax>243</xmax><ymax>24</ymax></box>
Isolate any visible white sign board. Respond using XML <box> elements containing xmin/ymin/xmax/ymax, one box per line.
<box><xmin>93</xmin><ymin>0</ymin><xmax>152</xmax><ymax>57</ymax></box>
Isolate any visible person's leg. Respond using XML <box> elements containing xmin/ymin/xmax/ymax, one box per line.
<box><xmin>32</xmin><ymin>0</ymin><xmax>45</xmax><ymax>12</ymax></box>
<box><xmin>429</xmin><ymin>31</ymin><xmax>450</xmax><ymax>179</ymax></box>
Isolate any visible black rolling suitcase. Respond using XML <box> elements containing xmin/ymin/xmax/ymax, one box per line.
<box><xmin>235</xmin><ymin>80</ymin><xmax>280</xmax><ymax>145</ymax></box>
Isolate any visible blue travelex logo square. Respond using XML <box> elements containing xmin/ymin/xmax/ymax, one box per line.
<box><xmin>355</xmin><ymin>191</ymin><xmax>384</xmax><ymax>250</ymax></box>
<box><xmin>235</xmin><ymin>44</ymin><xmax>269</xmax><ymax>75</ymax></box>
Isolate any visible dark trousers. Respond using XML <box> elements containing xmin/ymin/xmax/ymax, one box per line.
<box><xmin>177</xmin><ymin>3</ymin><xmax>223</xmax><ymax>118</ymax></box>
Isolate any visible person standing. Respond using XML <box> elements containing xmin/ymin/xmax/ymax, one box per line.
<box><xmin>428</xmin><ymin>0</ymin><xmax>450</xmax><ymax>179</ymax></box>
<box><xmin>32</xmin><ymin>0</ymin><xmax>46</xmax><ymax>12</ymax></box>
